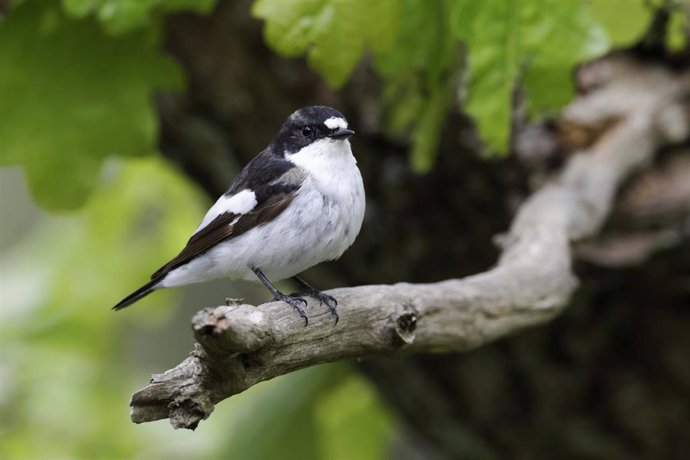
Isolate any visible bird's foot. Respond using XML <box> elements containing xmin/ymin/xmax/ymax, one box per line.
<box><xmin>293</xmin><ymin>288</ymin><xmax>339</xmax><ymax>325</ymax></box>
<box><xmin>274</xmin><ymin>293</ymin><xmax>309</xmax><ymax>326</ymax></box>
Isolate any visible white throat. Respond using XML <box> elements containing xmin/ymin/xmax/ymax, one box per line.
<box><xmin>286</xmin><ymin>138</ymin><xmax>357</xmax><ymax>183</ymax></box>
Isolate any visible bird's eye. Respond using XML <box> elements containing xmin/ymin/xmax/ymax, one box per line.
<box><xmin>301</xmin><ymin>126</ymin><xmax>313</xmax><ymax>137</ymax></box>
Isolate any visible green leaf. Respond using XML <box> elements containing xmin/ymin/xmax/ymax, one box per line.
<box><xmin>0</xmin><ymin>1</ymin><xmax>182</xmax><ymax>210</ymax></box>
<box><xmin>252</xmin><ymin>0</ymin><xmax>401</xmax><ymax>87</ymax></box>
<box><xmin>668</xmin><ymin>7</ymin><xmax>689</xmax><ymax>51</ymax></box>
<box><xmin>374</xmin><ymin>0</ymin><xmax>451</xmax><ymax>82</ymax></box>
<box><xmin>61</xmin><ymin>0</ymin><xmax>218</xmax><ymax>34</ymax></box>
<box><xmin>451</xmin><ymin>0</ymin><xmax>517</xmax><ymax>152</ymax></box>
<box><xmin>523</xmin><ymin>0</ymin><xmax>609</xmax><ymax>112</ymax></box>
<box><xmin>588</xmin><ymin>0</ymin><xmax>650</xmax><ymax>46</ymax></box>
<box><xmin>590</xmin><ymin>1</ymin><xmax>686</xmax><ymax>54</ymax></box>
<box><xmin>450</xmin><ymin>0</ymin><xmax>609</xmax><ymax>153</ymax></box>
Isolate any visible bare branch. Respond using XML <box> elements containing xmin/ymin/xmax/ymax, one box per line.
<box><xmin>130</xmin><ymin>54</ymin><xmax>689</xmax><ymax>430</ymax></box>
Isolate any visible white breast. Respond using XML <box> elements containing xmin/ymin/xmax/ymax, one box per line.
<box><xmin>286</xmin><ymin>138</ymin><xmax>363</xmax><ymax>202</ymax></box>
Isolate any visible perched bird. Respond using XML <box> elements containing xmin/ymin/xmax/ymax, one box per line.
<box><xmin>113</xmin><ymin>106</ymin><xmax>365</xmax><ymax>325</ymax></box>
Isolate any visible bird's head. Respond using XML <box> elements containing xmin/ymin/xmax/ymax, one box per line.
<box><xmin>276</xmin><ymin>106</ymin><xmax>354</xmax><ymax>156</ymax></box>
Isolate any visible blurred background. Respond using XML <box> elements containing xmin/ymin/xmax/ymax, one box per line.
<box><xmin>1</xmin><ymin>0</ymin><xmax>689</xmax><ymax>459</ymax></box>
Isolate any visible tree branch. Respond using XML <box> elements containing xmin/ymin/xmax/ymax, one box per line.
<box><xmin>130</xmin><ymin>54</ymin><xmax>689</xmax><ymax>429</ymax></box>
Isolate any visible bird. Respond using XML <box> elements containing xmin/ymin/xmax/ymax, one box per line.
<box><xmin>113</xmin><ymin>106</ymin><xmax>365</xmax><ymax>325</ymax></box>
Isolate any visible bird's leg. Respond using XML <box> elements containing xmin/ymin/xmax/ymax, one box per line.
<box><xmin>252</xmin><ymin>268</ymin><xmax>309</xmax><ymax>325</ymax></box>
<box><xmin>291</xmin><ymin>276</ymin><xmax>339</xmax><ymax>325</ymax></box>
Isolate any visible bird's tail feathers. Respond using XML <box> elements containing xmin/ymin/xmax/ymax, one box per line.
<box><xmin>112</xmin><ymin>278</ymin><xmax>160</xmax><ymax>311</ymax></box>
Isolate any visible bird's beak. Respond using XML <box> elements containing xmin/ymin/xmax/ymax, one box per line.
<box><xmin>328</xmin><ymin>128</ymin><xmax>355</xmax><ymax>139</ymax></box>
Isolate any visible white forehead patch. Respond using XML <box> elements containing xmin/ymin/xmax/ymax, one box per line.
<box><xmin>324</xmin><ymin>117</ymin><xmax>348</xmax><ymax>130</ymax></box>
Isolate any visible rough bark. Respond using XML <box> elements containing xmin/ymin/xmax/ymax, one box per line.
<box><xmin>132</xmin><ymin>44</ymin><xmax>690</xmax><ymax>431</ymax></box>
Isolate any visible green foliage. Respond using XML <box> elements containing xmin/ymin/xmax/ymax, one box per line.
<box><xmin>315</xmin><ymin>373</ymin><xmax>396</xmax><ymax>460</ymax></box>
<box><xmin>589</xmin><ymin>0</ymin><xmax>650</xmax><ymax>46</ymax></box>
<box><xmin>376</xmin><ymin>0</ymin><xmax>609</xmax><ymax>158</ymax></box>
<box><xmin>0</xmin><ymin>158</ymin><xmax>207</xmax><ymax>458</ymax></box>
<box><xmin>61</xmin><ymin>0</ymin><xmax>217</xmax><ymax>34</ymax></box>
<box><xmin>218</xmin><ymin>364</ymin><xmax>395</xmax><ymax>459</ymax></box>
<box><xmin>668</xmin><ymin>7</ymin><xmax>689</xmax><ymax>50</ymax></box>
<box><xmin>450</xmin><ymin>0</ymin><xmax>608</xmax><ymax>152</ymax></box>
<box><xmin>254</xmin><ymin>0</ymin><xmax>667</xmax><ymax>163</ymax></box>
<box><xmin>252</xmin><ymin>0</ymin><xmax>400</xmax><ymax>87</ymax></box>
<box><xmin>0</xmin><ymin>1</ymin><xmax>181</xmax><ymax>210</ymax></box>
<box><xmin>591</xmin><ymin>1</ymin><xmax>689</xmax><ymax>52</ymax></box>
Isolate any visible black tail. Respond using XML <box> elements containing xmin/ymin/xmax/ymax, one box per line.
<box><xmin>112</xmin><ymin>278</ymin><xmax>160</xmax><ymax>311</ymax></box>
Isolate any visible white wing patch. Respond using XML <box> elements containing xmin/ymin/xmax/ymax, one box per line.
<box><xmin>194</xmin><ymin>189</ymin><xmax>257</xmax><ymax>234</ymax></box>
<box><xmin>324</xmin><ymin>117</ymin><xmax>348</xmax><ymax>130</ymax></box>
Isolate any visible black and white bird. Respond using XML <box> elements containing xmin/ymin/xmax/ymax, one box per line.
<box><xmin>113</xmin><ymin>106</ymin><xmax>365</xmax><ymax>325</ymax></box>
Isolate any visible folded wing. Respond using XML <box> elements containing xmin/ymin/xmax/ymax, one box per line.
<box><xmin>150</xmin><ymin>191</ymin><xmax>295</xmax><ymax>280</ymax></box>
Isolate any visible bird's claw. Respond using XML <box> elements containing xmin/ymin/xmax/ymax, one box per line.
<box><xmin>319</xmin><ymin>293</ymin><xmax>339</xmax><ymax>325</ymax></box>
<box><xmin>274</xmin><ymin>294</ymin><xmax>309</xmax><ymax>326</ymax></box>
<box><xmin>293</xmin><ymin>289</ymin><xmax>339</xmax><ymax>325</ymax></box>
